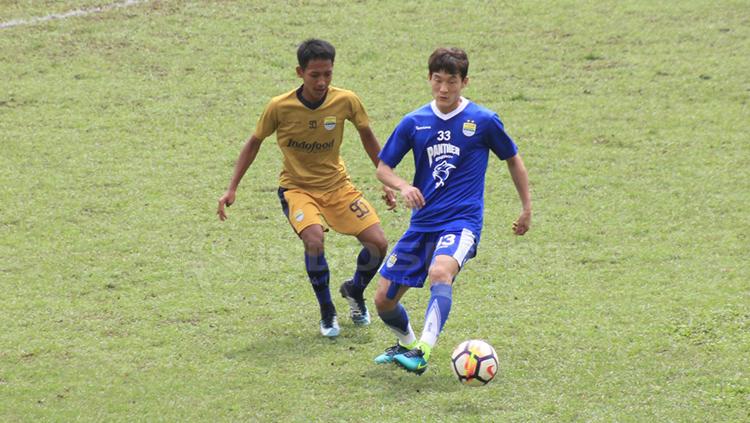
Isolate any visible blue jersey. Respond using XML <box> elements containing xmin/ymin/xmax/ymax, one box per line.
<box><xmin>379</xmin><ymin>98</ymin><xmax>518</xmax><ymax>235</ymax></box>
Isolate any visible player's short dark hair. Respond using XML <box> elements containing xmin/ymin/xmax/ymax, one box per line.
<box><xmin>297</xmin><ymin>39</ymin><xmax>336</xmax><ymax>69</ymax></box>
<box><xmin>428</xmin><ymin>47</ymin><xmax>469</xmax><ymax>80</ymax></box>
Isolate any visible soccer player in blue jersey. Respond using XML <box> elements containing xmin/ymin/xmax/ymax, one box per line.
<box><xmin>372</xmin><ymin>47</ymin><xmax>532</xmax><ymax>374</ymax></box>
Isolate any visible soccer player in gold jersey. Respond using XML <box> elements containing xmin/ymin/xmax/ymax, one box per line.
<box><xmin>217</xmin><ymin>39</ymin><xmax>396</xmax><ymax>337</ymax></box>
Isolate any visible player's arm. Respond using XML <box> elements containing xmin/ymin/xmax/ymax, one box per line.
<box><xmin>217</xmin><ymin>134</ymin><xmax>264</xmax><ymax>221</ymax></box>
<box><xmin>505</xmin><ymin>154</ymin><xmax>531</xmax><ymax>235</ymax></box>
<box><xmin>376</xmin><ymin>161</ymin><xmax>425</xmax><ymax>210</ymax></box>
<box><xmin>358</xmin><ymin>126</ymin><xmax>397</xmax><ymax>210</ymax></box>
<box><xmin>357</xmin><ymin>126</ymin><xmax>382</xmax><ymax>167</ymax></box>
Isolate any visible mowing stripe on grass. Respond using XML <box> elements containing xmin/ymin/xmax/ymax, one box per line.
<box><xmin>0</xmin><ymin>0</ymin><xmax>148</xmax><ymax>30</ymax></box>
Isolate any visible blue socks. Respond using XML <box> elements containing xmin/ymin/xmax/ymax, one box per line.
<box><xmin>378</xmin><ymin>303</ymin><xmax>416</xmax><ymax>346</ymax></box>
<box><xmin>378</xmin><ymin>303</ymin><xmax>410</xmax><ymax>334</ymax></box>
<box><xmin>349</xmin><ymin>247</ymin><xmax>382</xmax><ymax>296</ymax></box>
<box><xmin>377</xmin><ymin>283</ymin><xmax>453</xmax><ymax>349</ymax></box>
<box><xmin>420</xmin><ymin>283</ymin><xmax>453</xmax><ymax>347</ymax></box>
<box><xmin>304</xmin><ymin>253</ymin><xmax>332</xmax><ymax>312</ymax></box>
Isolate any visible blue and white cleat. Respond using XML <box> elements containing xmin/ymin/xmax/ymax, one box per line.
<box><xmin>339</xmin><ymin>281</ymin><xmax>371</xmax><ymax>326</ymax></box>
<box><xmin>319</xmin><ymin>313</ymin><xmax>340</xmax><ymax>338</ymax></box>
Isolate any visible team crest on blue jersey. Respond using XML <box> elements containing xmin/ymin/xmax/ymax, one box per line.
<box><xmin>462</xmin><ymin>121</ymin><xmax>477</xmax><ymax>137</ymax></box>
<box><xmin>433</xmin><ymin>161</ymin><xmax>456</xmax><ymax>188</ymax></box>
<box><xmin>324</xmin><ymin>116</ymin><xmax>336</xmax><ymax>130</ymax></box>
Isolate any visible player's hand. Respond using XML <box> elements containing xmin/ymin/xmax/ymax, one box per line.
<box><xmin>400</xmin><ymin>185</ymin><xmax>425</xmax><ymax>210</ymax></box>
<box><xmin>381</xmin><ymin>186</ymin><xmax>397</xmax><ymax>210</ymax></box>
<box><xmin>217</xmin><ymin>190</ymin><xmax>236</xmax><ymax>221</ymax></box>
<box><xmin>512</xmin><ymin>209</ymin><xmax>531</xmax><ymax>235</ymax></box>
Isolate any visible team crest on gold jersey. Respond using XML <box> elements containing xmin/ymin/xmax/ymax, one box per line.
<box><xmin>462</xmin><ymin>120</ymin><xmax>476</xmax><ymax>137</ymax></box>
<box><xmin>324</xmin><ymin>116</ymin><xmax>337</xmax><ymax>130</ymax></box>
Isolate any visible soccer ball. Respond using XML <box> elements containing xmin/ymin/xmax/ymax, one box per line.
<box><xmin>450</xmin><ymin>339</ymin><xmax>499</xmax><ymax>386</ymax></box>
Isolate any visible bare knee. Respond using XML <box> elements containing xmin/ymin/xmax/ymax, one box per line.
<box><xmin>371</xmin><ymin>232</ymin><xmax>388</xmax><ymax>258</ymax></box>
<box><xmin>428</xmin><ymin>255</ymin><xmax>460</xmax><ymax>284</ymax></box>
<box><xmin>372</xmin><ymin>238</ymin><xmax>388</xmax><ymax>258</ymax></box>
<box><xmin>428</xmin><ymin>265</ymin><xmax>453</xmax><ymax>284</ymax></box>
<box><xmin>358</xmin><ymin>224</ymin><xmax>388</xmax><ymax>258</ymax></box>
<box><xmin>299</xmin><ymin>225</ymin><xmax>325</xmax><ymax>254</ymax></box>
<box><xmin>374</xmin><ymin>278</ymin><xmax>399</xmax><ymax>312</ymax></box>
<box><xmin>374</xmin><ymin>288</ymin><xmax>393</xmax><ymax>312</ymax></box>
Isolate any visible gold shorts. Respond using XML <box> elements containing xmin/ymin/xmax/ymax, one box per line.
<box><xmin>277</xmin><ymin>182</ymin><xmax>381</xmax><ymax>236</ymax></box>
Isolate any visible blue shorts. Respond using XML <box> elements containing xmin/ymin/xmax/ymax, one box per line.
<box><xmin>379</xmin><ymin>228</ymin><xmax>478</xmax><ymax>288</ymax></box>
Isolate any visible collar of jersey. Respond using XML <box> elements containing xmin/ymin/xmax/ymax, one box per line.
<box><xmin>430</xmin><ymin>96</ymin><xmax>470</xmax><ymax>121</ymax></box>
<box><xmin>296</xmin><ymin>85</ymin><xmax>327</xmax><ymax>110</ymax></box>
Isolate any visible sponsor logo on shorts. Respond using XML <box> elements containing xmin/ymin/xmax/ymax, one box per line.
<box><xmin>386</xmin><ymin>254</ymin><xmax>397</xmax><ymax>268</ymax></box>
<box><xmin>294</xmin><ymin>210</ymin><xmax>304</xmax><ymax>222</ymax></box>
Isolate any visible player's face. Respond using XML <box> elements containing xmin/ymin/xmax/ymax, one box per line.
<box><xmin>429</xmin><ymin>71</ymin><xmax>468</xmax><ymax>114</ymax></box>
<box><xmin>297</xmin><ymin>59</ymin><xmax>333</xmax><ymax>103</ymax></box>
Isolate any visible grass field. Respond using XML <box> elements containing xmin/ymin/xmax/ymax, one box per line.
<box><xmin>1</xmin><ymin>0</ymin><xmax>748</xmax><ymax>421</ymax></box>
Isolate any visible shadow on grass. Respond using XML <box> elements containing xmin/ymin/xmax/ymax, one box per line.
<box><xmin>224</xmin><ymin>324</ymin><xmax>376</xmax><ymax>364</ymax></box>
<box><xmin>361</xmin><ymin>364</ymin><xmax>462</xmax><ymax>394</ymax></box>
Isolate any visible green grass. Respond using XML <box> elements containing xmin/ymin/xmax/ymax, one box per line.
<box><xmin>2</xmin><ymin>0</ymin><xmax>749</xmax><ymax>421</ymax></box>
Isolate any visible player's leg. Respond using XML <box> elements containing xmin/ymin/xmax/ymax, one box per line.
<box><xmin>393</xmin><ymin>229</ymin><xmax>477</xmax><ymax>374</ymax></box>
<box><xmin>374</xmin><ymin>230</ymin><xmax>433</xmax><ymax>365</ymax></box>
<box><xmin>372</xmin><ymin>277</ymin><xmax>416</xmax><ymax>363</ymax></box>
<box><xmin>318</xmin><ymin>183</ymin><xmax>383</xmax><ymax>326</ymax></box>
<box><xmin>420</xmin><ymin>256</ymin><xmax>460</xmax><ymax>349</ymax></box>
<box><xmin>340</xmin><ymin>223</ymin><xmax>388</xmax><ymax>325</ymax></box>
<box><xmin>391</xmin><ymin>256</ymin><xmax>459</xmax><ymax>374</ymax></box>
<box><xmin>278</xmin><ymin>188</ymin><xmax>338</xmax><ymax>337</ymax></box>
<box><xmin>299</xmin><ymin>224</ymin><xmax>339</xmax><ymax>337</ymax></box>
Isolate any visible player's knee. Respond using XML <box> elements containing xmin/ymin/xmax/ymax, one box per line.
<box><xmin>360</xmin><ymin>226</ymin><xmax>388</xmax><ymax>258</ymax></box>
<box><xmin>374</xmin><ymin>290</ymin><xmax>396</xmax><ymax>312</ymax></box>
<box><xmin>372</xmin><ymin>237</ymin><xmax>388</xmax><ymax>258</ymax></box>
<box><xmin>373</xmin><ymin>281</ymin><xmax>396</xmax><ymax>311</ymax></box>
<box><xmin>302</xmin><ymin>235</ymin><xmax>324</xmax><ymax>251</ymax></box>
<box><xmin>300</xmin><ymin>226</ymin><xmax>325</xmax><ymax>253</ymax></box>
<box><xmin>428</xmin><ymin>265</ymin><xmax>453</xmax><ymax>284</ymax></box>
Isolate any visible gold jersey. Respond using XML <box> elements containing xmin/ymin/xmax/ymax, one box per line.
<box><xmin>254</xmin><ymin>86</ymin><xmax>370</xmax><ymax>193</ymax></box>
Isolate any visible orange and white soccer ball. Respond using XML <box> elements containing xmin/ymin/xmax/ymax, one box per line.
<box><xmin>450</xmin><ymin>339</ymin><xmax>499</xmax><ymax>386</ymax></box>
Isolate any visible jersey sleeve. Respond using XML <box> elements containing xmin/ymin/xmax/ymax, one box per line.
<box><xmin>253</xmin><ymin>99</ymin><xmax>279</xmax><ymax>140</ymax></box>
<box><xmin>485</xmin><ymin>113</ymin><xmax>518</xmax><ymax>160</ymax></box>
<box><xmin>378</xmin><ymin>117</ymin><xmax>413</xmax><ymax>168</ymax></box>
<box><xmin>348</xmin><ymin>92</ymin><xmax>370</xmax><ymax>130</ymax></box>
